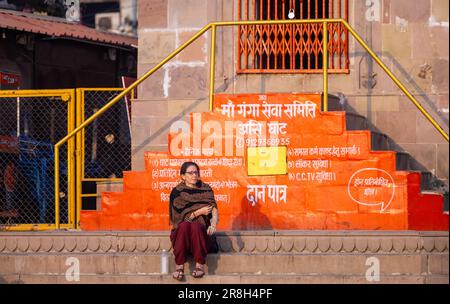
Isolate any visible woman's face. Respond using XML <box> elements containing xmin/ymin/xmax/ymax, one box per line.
<box><xmin>182</xmin><ymin>165</ymin><xmax>199</xmax><ymax>187</ymax></box>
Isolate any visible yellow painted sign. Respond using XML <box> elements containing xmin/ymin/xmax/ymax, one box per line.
<box><xmin>247</xmin><ymin>146</ymin><xmax>287</xmax><ymax>176</ymax></box>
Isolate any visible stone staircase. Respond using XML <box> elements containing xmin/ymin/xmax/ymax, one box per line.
<box><xmin>80</xmin><ymin>92</ymin><xmax>448</xmax><ymax>231</ymax></box>
<box><xmin>327</xmin><ymin>94</ymin><xmax>448</xmax><ymax>194</ymax></box>
<box><xmin>0</xmin><ymin>231</ymin><xmax>448</xmax><ymax>284</ymax></box>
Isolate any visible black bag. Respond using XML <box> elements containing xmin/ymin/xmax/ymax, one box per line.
<box><xmin>208</xmin><ymin>234</ymin><xmax>219</xmax><ymax>253</ymax></box>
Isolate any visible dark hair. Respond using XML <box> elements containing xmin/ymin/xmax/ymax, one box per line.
<box><xmin>180</xmin><ymin>161</ymin><xmax>200</xmax><ymax>176</ymax></box>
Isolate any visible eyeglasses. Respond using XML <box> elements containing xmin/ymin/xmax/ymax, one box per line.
<box><xmin>185</xmin><ymin>171</ymin><xmax>199</xmax><ymax>176</ymax></box>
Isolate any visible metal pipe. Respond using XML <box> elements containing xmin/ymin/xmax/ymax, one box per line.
<box><xmin>54</xmin><ymin>145</ymin><xmax>60</xmax><ymax>229</ymax></box>
<box><xmin>342</xmin><ymin>20</ymin><xmax>449</xmax><ymax>142</ymax></box>
<box><xmin>75</xmin><ymin>88</ymin><xmax>82</xmax><ymax>229</ymax></box>
<box><xmin>323</xmin><ymin>21</ymin><xmax>328</xmax><ymax>111</ymax></box>
<box><xmin>209</xmin><ymin>24</ymin><xmax>217</xmax><ymax>111</ymax></box>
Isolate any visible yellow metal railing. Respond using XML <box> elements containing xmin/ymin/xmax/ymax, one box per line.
<box><xmin>53</xmin><ymin>19</ymin><xmax>449</xmax><ymax>229</ymax></box>
<box><xmin>76</xmin><ymin>88</ymin><xmax>128</xmax><ymax>227</ymax></box>
<box><xmin>0</xmin><ymin>89</ymin><xmax>75</xmax><ymax>231</ymax></box>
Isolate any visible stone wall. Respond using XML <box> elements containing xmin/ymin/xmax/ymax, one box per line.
<box><xmin>0</xmin><ymin>231</ymin><xmax>448</xmax><ymax>283</ymax></box>
<box><xmin>134</xmin><ymin>0</ymin><xmax>448</xmax><ymax>186</ymax></box>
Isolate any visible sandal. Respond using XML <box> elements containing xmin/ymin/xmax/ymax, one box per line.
<box><xmin>172</xmin><ymin>267</ymin><xmax>184</xmax><ymax>281</ymax></box>
<box><xmin>191</xmin><ymin>267</ymin><xmax>205</xmax><ymax>278</ymax></box>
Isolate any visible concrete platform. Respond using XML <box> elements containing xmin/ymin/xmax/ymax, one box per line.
<box><xmin>0</xmin><ymin>230</ymin><xmax>448</xmax><ymax>284</ymax></box>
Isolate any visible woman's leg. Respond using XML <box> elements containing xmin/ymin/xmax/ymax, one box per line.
<box><xmin>171</xmin><ymin>222</ymin><xmax>192</xmax><ymax>265</ymax></box>
<box><xmin>190</xmin><ymin>222</ymin><xmax>209</xmax><ymax>274</ymax></box>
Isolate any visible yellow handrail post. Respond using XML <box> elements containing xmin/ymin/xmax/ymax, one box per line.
<box><xmin>323</xmin><ymin>21</ymin><xmax>328</xmax><ymax>112</ymax></box>
<box><xmin>209</xmin><ymin>24</ymin><xmax>217</xmax><ymax>111</ymax></box>
<box><xmin>68</xmin><ymin>90</ymin><xmax>76</xmax><ymax>229</ymax></box>
<box><xmin>75</xmin><ymin>88</ymin><xmax>83</xmax><ymax>229</ymax></box>
<box><xmin>342</xmin><ymin>20</ymin><xmax>449</xmax><ymax>142</ymax></box>
<box><xmin>54</xmin><ymin>145</ymin><xmax>60</xmax><ymax>229</ymax></box>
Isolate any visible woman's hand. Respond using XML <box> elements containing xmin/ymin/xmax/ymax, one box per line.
<box><xmin>188</xmin><ymin>206</ymin><xmax>212</xmax><ymax>220</ymax></box>
<box><xmin>196</xmin><ymin>206</ymin><xmax>213</xmax><ymax>216</ymax></box>
<box><xmin>207</xmin><ymin>207</ymin><xmax>218</xmax><ymax>235</ymax></box>
<box><xmin>207</xmin><ymin>225</ymin><xmax>216</xmax><ymax>236</ymax></box>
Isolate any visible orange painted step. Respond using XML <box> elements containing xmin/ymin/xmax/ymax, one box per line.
<box><xmin>79</xmin><ymin>93</ymin><xmax>448</xmax><ymax>231</ymax></box>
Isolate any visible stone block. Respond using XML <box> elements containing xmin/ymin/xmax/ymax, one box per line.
<box><xmin>138</xmin><ymin>31</ymin><xmax>176</xmax><ymax>64</ymax></box>
<box><xmin>299</xmin><ymin>74</ymin><xmax>324</xmax><ymax>93</ymax></box>
<box><xmin>411</xmin><ymin>24</ymin><xmax>449</xmax><ymax>60</ymax></box>
<box><xmin>437</xmin><ymin>144</ymin><xmax>449</xmax><ymax>179</ymax></box>
<box><xmin>382</xmin><ymin>24</ymin><xmax>412</xmax><ymax>60</ymax></box>
<box><xmin>19</xmin><ymin>255</ymin><xmax>65</xmax><ymax>275</ymax></box>
<box><xmin>382</xmin><ymin>0</ymin><xmax>392</xmax><ymax>24</ymax></box>
<box><xmin>397</xmin><ymin>94</ymin><xmax>433</xmax><ymax>113</ymax></box>
<box><xmin>78</xmin><ymin>255</ymin><xmax>116</xmax><ymax>274</ymax></box>
<box><xmin>114</xmin><ymin>255</ymin><xmax>138</xmax><ymax>274</ymax></box>
<box><xmin>392</xmin><ymin>58</ymin><xmax>433</xmax><ymax>94</ymax></box>
<box><xmin>425</xmin><ymin>275</ymin><xmax>450</xmax><ymax>284</ymax></box>
<box><xmin>354</xmin><ymin>95</ymin><xmax>400</xmax><ymax>113</ymax></box>
<box><xmin>416</xmin><ymin>110</ymin><xmax>448</xmax><ymax>143</ymax></box>
<box><xmin>437</xmin><ymin>94</ymin><xmax>449</xmax><ymax>110</ymax></box>
<box><xmin>215</xmin><ymin>27</ymin><xmax>236</xmax><ymax>82</ymax></box>
<box><xmin>131</xmin><ymin>116</ymin><xmax>153</xmax><ymax>147</ymax></box>
<box><xmin>177</xmin><ymin>31</ymin><xmax>208</xmax><ymax>63</ymax></box>
<box><xmin>234</xmin><ymin>74</ymin><xmax>261</xmax><ymax>93</ymax></box>
<box><xmin>135</xmin><ymin>238</ymin><xmax>149</xmax><ymax>253</ymax></box>
<box><xmin>137</xmin><ymin>64</ymin><xmax>166</xmax><ymax>99</ymax></box>
<box><xmin>329</xmin><ymin>72</ymin><xmax>358</xmax><ymax>94</ymax></box>
<box><xmin>132</xmin><ymin>254</ymin><xmax>162</xmax><ymax>273</ymax></box>
<box><xmin>374</xmin><ymin>110</ymin><xmax>417</xmax><ymax>143</ymax></box>
<box><xmin>0</xmin><ymin>274</ymin><xmax>22</xmax><ymax>284</ymax></box>
<box><xmin>0</xmin><ymin>255</ymin><xmax>18</xmax><ymax>274</ymax></box>
<box><xmin>432</xmin><ymin>0</ymin><xmax>449</xmax><ymax>22</ymax></box>
<box><xmin>391</xmin><ymin>0</ymin><xmax>431</xmax><ymax>22</ymax></box>
<box><xmin>29</xmin><ymin>238</ymin><xmax>41</xmax><ymax>252</ymax></box>
<box><xmin>432</xmin><ymin>59</ymin><xmax>449</xmax><ymax>92</ymax></box>
<box><xmin>428</xmin><ymin>254</ymin><xmax>449</xmax><ymax>275</ymax></box>
<box><xmin>375</xmin><ymin>61</ymin><xmax>397</xmax><ymax>94</ymax></box>
<box><xmin>400</xmin><ymin>143</ymin><xmax>437</xmax><ymax>172</ymax></box>
<box><xmin>150</xmin><ymin>116</ymin><xmax>186</xmax><ymax>145</ymax></box>
<box><xmin>167</xmin><ymin>99</ymin><xmax>209</xmax><ymax>117</ymax></box>
<box><xmin>345</xmin><ymin>95</ymin><xmax>368</xmax><ymax>117</ymax></box>
<box><xmin>168</xmin><ymin>0</ymin><xmax>207</xmax><ymax>28</ymax></box>
<box><xmin>16</xmin><ymin>238</ymin><xmax>29</xmax><ymax>252</ymax></box>
<box><xmin>5</xmin><ymin>238</ymin><xmax>17</xmax><ymax>252</ymax></box>
<box><xmin>133</xmin><ymin>99</ymin><xmax>169</xmax><ymax>117</ymax></box>
<box><xmin>138</xmin><ymin>0</ymin><xmax>168</xmax><ymax>28</ymax></box>
<box><xmin>168</xmin><ymin>66</ymin><xmax>208</xmax><ymax>99</ymax></box>
<box><xmin>207</xmin><ymin>254</ymin><xmax>425</xmax><ymax>276</ymax></box>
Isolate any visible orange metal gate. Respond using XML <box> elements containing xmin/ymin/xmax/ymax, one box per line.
<box><xmin>237</xmin><ymin>0</ymin><xmax>349</xmax><ymax>73</ymax></box>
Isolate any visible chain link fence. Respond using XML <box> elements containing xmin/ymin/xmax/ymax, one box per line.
<box><xmin>82</xmin><ymin>89</ymin><xmax>131</xmax><ymax>179</ymax></box>
<box><xmin>80</xmin><ymin>89</ymin><xmax>131</xmax><ymax>211</ymax></box>
<box><xmin>0</xmin><ymin>89</ymin><xmax>132</xmax><ymax>228</ymax></box>
<box><xmin>0</xmin><ymin>94</ymin><xmax>71</xmax><ymax>228</ymax></box>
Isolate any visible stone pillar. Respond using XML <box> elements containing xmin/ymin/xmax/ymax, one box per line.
<box><xmin>133</xmin><ymin>0</ymin><xmax>210</xmax><ymax>170</ymax></box>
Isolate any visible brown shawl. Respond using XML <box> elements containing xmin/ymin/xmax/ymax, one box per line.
<box><xmin>169</xmin><ymin>180</ymin><xmax>217</xmax><ymax>230</ymax></box>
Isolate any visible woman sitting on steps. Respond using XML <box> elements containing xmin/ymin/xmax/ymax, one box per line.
<box><xmin>169</xmin><ymin>161</ymin><xmax>218</xmax><ymax>281</ymax></box>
